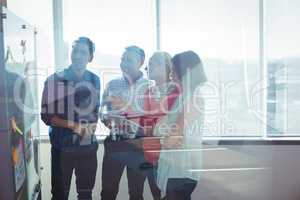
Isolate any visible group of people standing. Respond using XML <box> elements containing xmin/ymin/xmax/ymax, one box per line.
<box><xmin>41</xmin><ymin>36</ymin><xmax>207</xmax><ymax>200</ymax></box>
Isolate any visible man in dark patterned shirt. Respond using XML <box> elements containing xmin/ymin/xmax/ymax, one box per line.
<box><xmin>41</xmin><ymin>37</ymin><xmax>100</xmax><ymax>200</ymax></box>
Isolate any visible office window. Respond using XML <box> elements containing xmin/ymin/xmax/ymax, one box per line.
<box><xmin>63</xmin><ymin>0</ymin><xmax>156</xmax><ymax>67</ymax></box>
<box><xmin>266</xmin><ymin>0</ymin><xmax>300</xmax><ymax>135</ymax></box>
<box><xmin>8</xmin><ymin>0</ymin><xmax>55</xmax><ymax>137</ymax></box>
<box><xmin>63</xmin><ymin>0</ymin><xmax>155</xmax><ymax>99</ymax></box>
<box><xmin>161</xmin><ymin>0</ymin><xmax>261</xmax><ymax>136</ymax></box>
<box><xmin>62</xmin><ymin>0</ymin><xmax>156</xmax><ymax>136</ymax></box>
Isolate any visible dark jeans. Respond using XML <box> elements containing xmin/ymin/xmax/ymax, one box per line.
<box><xmin>51</xmin><ymin>147</ymin><xmax>98</xmax><ymax>200</ymax></box>
<box><xmin>164</xmin><ymin>178</ymin><xmax>197</xmax><ymax>200</ymax></box>
<box><xmin>101</xmin><ymin>138</ymin><xmax>161</xmax><ymax>200</ymax></box>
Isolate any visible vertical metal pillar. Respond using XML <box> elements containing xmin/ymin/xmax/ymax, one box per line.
<box><xmin>259</xmin><ymin>0</ymin><xmax>268</xmax><ymax>138</ymax></box>
<box><xmin>155</xmin><ymin>0</ymin><xmax>161</xmax><ymax>50</ymax></box>
<box><xmin>53</xmin><ymin>0</ymin><xmax>65</xmax><ymax>68</ymax></box>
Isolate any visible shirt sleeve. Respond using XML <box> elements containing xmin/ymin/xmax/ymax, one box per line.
<box><xmin>100</xmin><ymin>83</ymin><xmax>109</xmax><ymax>110</ymax></box>
<box><xmin>99</xmin><ymin>82</ymin><xmax>111</xmax><ymax>123</ymax></box>
<box><xmin>90</xmin><ymin>75</ymin><xmax>101</xmax><ymax>123</ymax></box>
<box><xmin>40</xmin><ymin>77</ymin><xmax>56</xmax><ymax>126</ymax></box>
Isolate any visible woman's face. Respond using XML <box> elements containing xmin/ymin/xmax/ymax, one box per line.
<box><xmin>148</xmin><ymin>55</ymin><xmax>168</xmax><ymax>83</ymax></box>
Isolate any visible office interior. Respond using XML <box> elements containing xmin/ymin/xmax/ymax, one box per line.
<box><xmin>0</xmin><ymin>0</ymin><xmax>300</xmax><ymax>199</ymax></box>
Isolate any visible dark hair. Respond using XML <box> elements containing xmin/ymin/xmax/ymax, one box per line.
<box><xmin>73</xmin><ymin>37</ymin><xmax>95</xmax><ymax>59</ymax></box>
<box><xmin>125</xmin><ymin>45</ymin><xmax>145</xmax><ymax>65</ymax></box>
<box><xmin>171</xmin><ymin>50</ymin><xmax>207</xmax><ymax>83</ymax></box>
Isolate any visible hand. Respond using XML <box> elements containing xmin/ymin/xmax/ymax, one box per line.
<box><xmin>10</xmin><ymin>116</ymin><xmax>23</xmax><ymax>135</ymax></box>
<box><xmin>102</xmin><ymin>118</ymin><xmax>112</xmax><ymax>129</ymax></box>
<box><xmin>10</xmin><ymin>117</ymin><xmax>17</xmax><ymax>133</ymax></box>
<box><xmin>162</xmin><ymin>136</ymin><xmax>183</xmax><ymax>149</ymax></box>
<box><xmin>72</xmin><ymin>123</ymin><xmax>86</xmax><ymax>137</ymax></box>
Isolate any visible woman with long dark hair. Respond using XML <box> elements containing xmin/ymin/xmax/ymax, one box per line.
<box><xmin>154</xmin><ymin>51</ymin><xmax>207</xmax><ymax>200</ymax></box>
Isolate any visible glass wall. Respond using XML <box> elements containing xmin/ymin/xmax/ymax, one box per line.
<box><xmin>8</xmin><ymin>0</ymin><xmax>299</xmax><ymax>138</ymax></box>
<box><xmin>161</xmin><ymin>0</ymin><xmax>261</xmax><ymax>136</ymax></box>
<box><xmin>265</xmin><ymin>0</ymin><xmax>300</xmax><ymax>136</ymax></box>
<box><xmin>62</xmin><ymin>0</ymin><xmax>156</xmax><ymax>137</ymax></box>
<box><xmin>8</xmin><ymin>0</ymin><xmax>55</xmax><ymax>137</ymax></box>
<box><xmin>4</xmin><ymin>1</ymin><xmax>300</xmax><ymax>200</ymax></box>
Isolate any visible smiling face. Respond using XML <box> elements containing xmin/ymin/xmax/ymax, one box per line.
<box><xmin>148</xmin><ymin>55</ymin><xmax>166</xmax><ymax>82</ymax></box>
<box><xmin>71</xmin><ymin>42</ymin><xmax>92</xmax><ymax>71</ymax></box>
<box><xmin>120</xmin><ymin>50</ymin><xmax>142</xmax><ymax>79</ymax></box>
<box><xmin>148</xmin><ymin>52</ymin><xmax>172</xmax><ymax>85</ymax></box>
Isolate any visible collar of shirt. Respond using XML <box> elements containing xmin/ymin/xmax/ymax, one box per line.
<box><xmin>123</xmin><ymin>71</ymin><xmax>143</xmax><ymax>85</ymax></box>
<box><xmin>58</xmin><ymin>67</ymin><xmax>91</xmax><ymax>84</ymax></box>
<box><xmin>118</xmin><ymin>72</ymin><xmax>146</xmax><ymax>89</ymax></box>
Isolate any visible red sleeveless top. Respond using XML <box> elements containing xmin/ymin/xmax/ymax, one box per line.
<box><xmin>141</xmin><ymin>85</ymin><xmax>181</xmax><ymax>165</ymax></box>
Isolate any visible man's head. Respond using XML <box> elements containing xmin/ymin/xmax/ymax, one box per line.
<box><xmin>71</xmin><ymin>37</ymin><xmax>95</xmax><ymax>70</ymax></box>
<box><xmin>120</xmin><ymin>46</ymin><xmax>145</xmax><ymax>79</ymax></box>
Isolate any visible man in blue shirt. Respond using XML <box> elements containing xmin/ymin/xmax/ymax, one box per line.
<box><xmin>41</xmin><ymin>37</ymin><xmax>100</xmax><ymax>200</ymax></box>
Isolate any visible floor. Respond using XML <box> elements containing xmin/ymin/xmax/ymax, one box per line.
<box><xmin>40</xmin><ymin>142</ymin><xmax>154</xmax><ymax>200</ymax></box>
